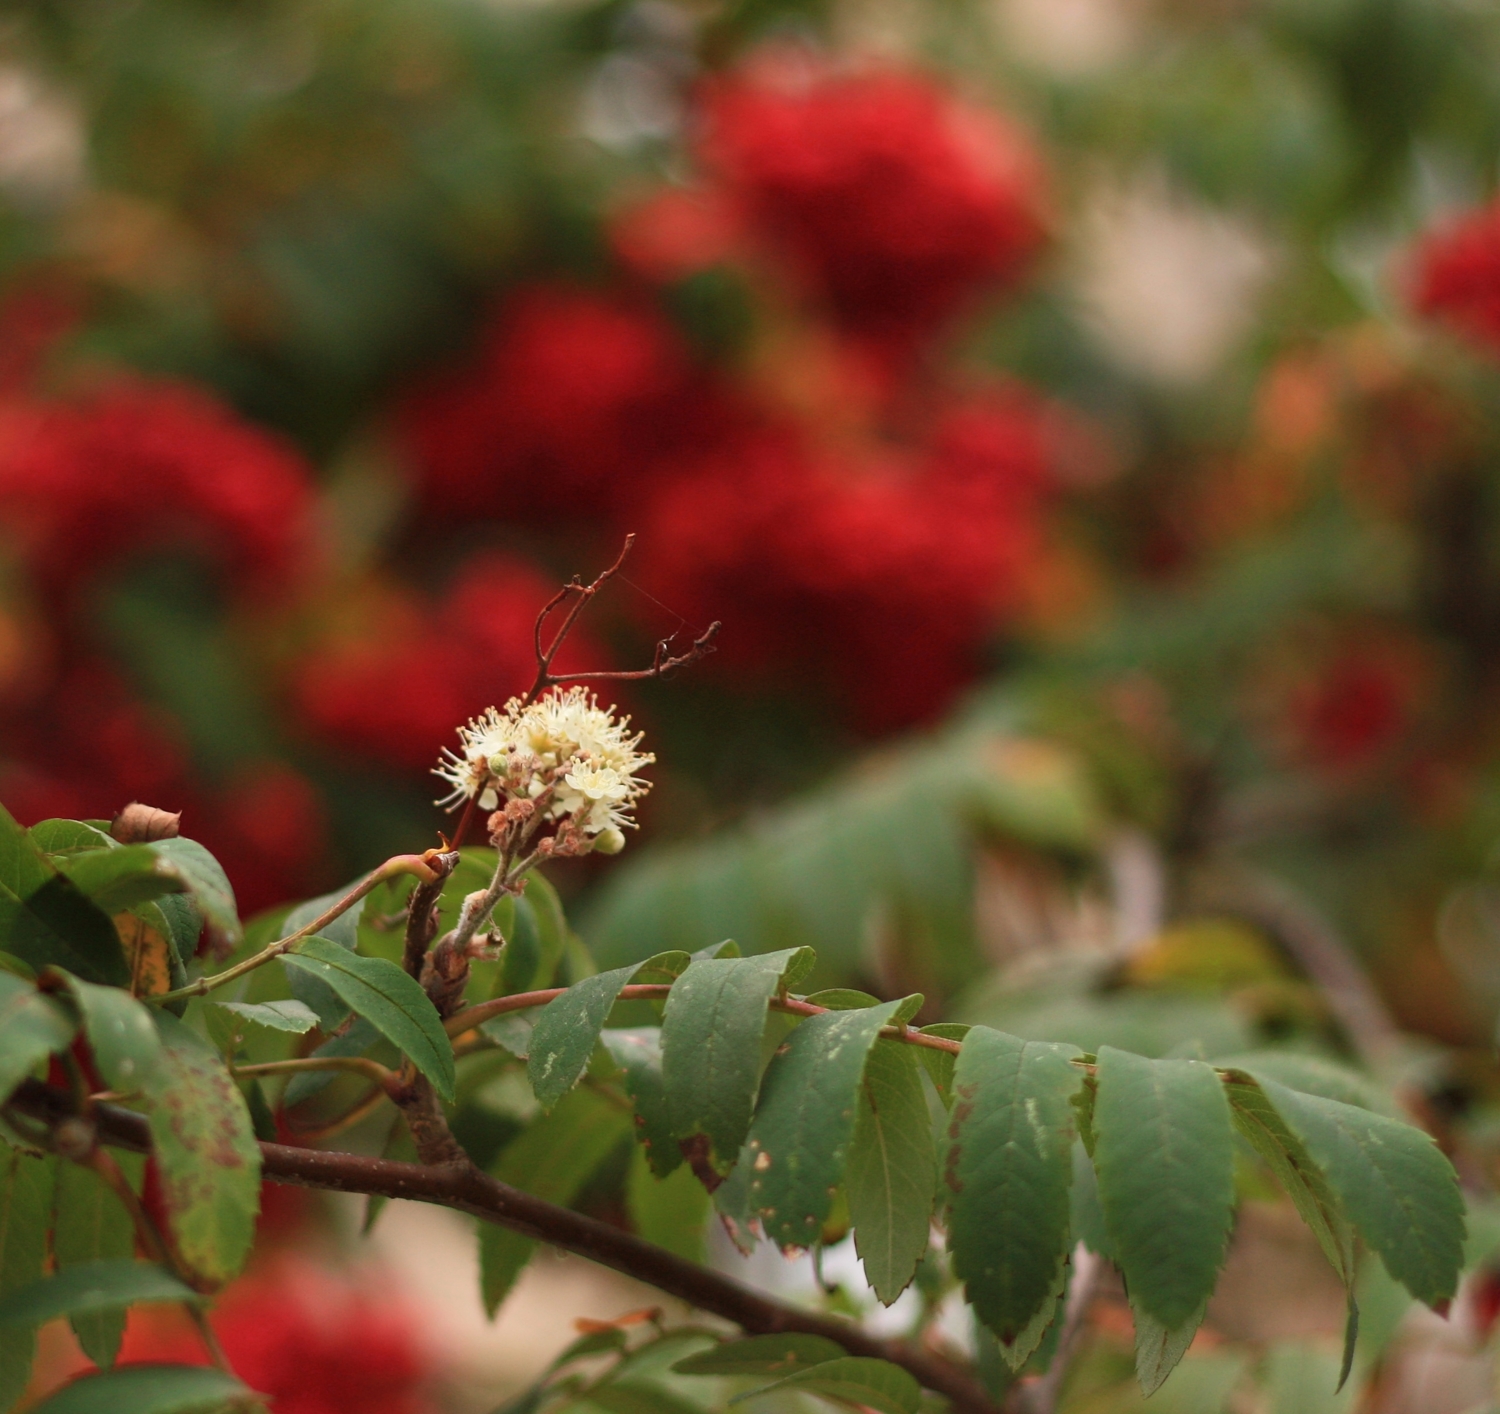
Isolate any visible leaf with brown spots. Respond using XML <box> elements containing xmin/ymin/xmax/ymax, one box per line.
<box><xmin>141</xmin><ymin>1015</ymin><xmax>260</xmax><ymax>1288</ymax></box>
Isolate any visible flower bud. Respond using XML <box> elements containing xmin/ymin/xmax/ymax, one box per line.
<box><xmin>593</xmin><ymin>825</ymin><xmax>627</xmax><ymax>855</ymax></box>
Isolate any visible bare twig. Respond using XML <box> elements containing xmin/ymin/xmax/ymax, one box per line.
<box><xmin>8</xmin><ymin>1079</ymin><xmax>1001</xmax><ymax>1414</ymax></box>
<box><xmin>520</xmin><ymin>535</ymin><xmax>720</xmax><ymax>708</ymax></box>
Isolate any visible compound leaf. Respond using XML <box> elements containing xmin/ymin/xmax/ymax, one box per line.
<box><xmin>847</xmin><ymin>1040</ymin><xmax>935</xmax><ymax>1305</ymax></box>
<box><xmin>0</xmin><ymin>1145</ymin><xmax>53</xmax><ymax>1409</ymax></box>
<box><xmin>674</xmin><ymin>1334</ymin><xmax>845</xmax><ymax>1375</ymax></box>
<box><xmin>28</xmin><ymin>1364</ymin><xmax>255</xmax><ymax>1414</ymax></box>
<box><xmin>731</xmin><ymin>1356</ymin><xmax>920</xmax><ymax>1414</ymax></box>
<box><xmin>600</xmin><ymin>1029</ymin><xmax>679</xmax><ymax>1177</ymax></box>
<box><xmin>0</xmin><ymin>1260</ymin><xmax>199</xmax><ymax>1328</ymax></box>
<box><xmin>142</xmin><ymin>1017</ymin><xmax>260</xmax><ymax>1287</ymax></box>
<box><xmin>53</xmin><ymin>1155</ymin><xmax>145</xmax><ymax>1367</ymax></box>
<box><xmin>1092</xmin><ymin>1046</ymin><xmax>1234</xmax><ymax>1330</ymax></box>
<box><xmin>661</xmin><ymin>949</ymin><xmax>813</xmax><ymax>1177</ymax></box>
<box><xmin>747</xmin><ymin>1000</ymin><xmax>903</xmax><ymax>1251</ymax></box>
<box><xmin>1252</xmin><ymin>1075</ymin><xmax>1465</xmax><ymax>1310</ymax></box>
<box><xmin>0</xmin><ymin>973</ymin><xmax>74</xmax><ymax>1104</ymax></box>
<box><xmin>943</xmin><ymin>1027</ymin><xmax>1082</xmax><ymax>1352</ymax></box>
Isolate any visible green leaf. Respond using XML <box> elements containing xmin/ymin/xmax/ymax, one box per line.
<box><xmin>661</xmin><ymin>949</ymin><xmax>814</xmax><ymax>1177</ymax></box>
<box><xmin>528</xmin><ymin>953</ymin><xmax>688</xmax><ymax>1111</ymax></box>
<box><xmin>28</xmin><ymin>1363</ymin><xmax>256</xmax><ymax>1414</ymax></box>
<box><xmin>0</xmin><ymin>972</ymin><xmax>75</xmax><ymax>1103</ymax></box>
<box><xmin>848</xmin><ymin>1040</ymin><xmax>935</xmax><ymax>1305</ymax></box>
<box><xmin>283</xmin><ymin>937</ymin><xmax>454</xmax><ymax>1101</ymax></box>
<box><xmin>479</xmin><ymin>1087</ymin><xmax>633</xmax><ymax>1316</ymax></box>
<box><xmin>914</xmin><ymin>1024</ymin><xmax>969</xmax><ymax>1104</ymax></box>
<box><xmin>1250</xmin><ymin>1076</ymin><xmax>1465</xmax><ymax>1310</ymax></box>
<box><xmin>1092</xmin><ymin>1046</ymin><xmax>1235</xmax><ymax>1329</ymax></box>
<box><xmin>53</xmin><ymin>1155</ymin><xmax>146</xmax><ymax>1367</ymax></box>
<box><xmin>0</xmin><ymin>1145</ymin><xmax>53</xmax><ymax>1409</ymax></box>
<box><xmin>943</xmin><ymin>1027</ymin><xmax>1082</xmax><ymax>1355</ymax></box>
<box><xmin>673</xmin><ymin>1334</ymin><xmax>846</xmax><ymax>1375</ymax></box>
<box><xmin>586</xmin><ymin>1382</ymin><xmax>706</xmax><ymax>1414</ymax></box>
<box><xmin>480</xmin><ymin>1013</ymin><xmax>534</xmax><ymax>1061</ymax></box>
<box><xmin>145</xmin><ymin>839</ymin><xmax>240</xmax><ymax>948</ymax></box>
<box><xmin>1070</xmin><ymin>1143</ymin><xmax>1112</xmax><ymax>1261</ymax></box>
<box><xmin>26</xmin><ymin>822</ymin><xmax>116</xmax><ymax>856</ymax></box>
<box><xmin>142</xmin><ymin>1015</ymin><xmax>261</xmax><ymax>1286</ymax></box>
<box><xmin>627</xmin><ymin>1145</ymin><xmax>708</xmax><ymax>1263</ymax></box>
<box><xmin>0</xmin><ymin>807</ymin><xmax>128</xmax><ymax>987</ymax></box>
<box><xmin>600</xmin><ymin>1029</ymin><xmax>680</xmax><ymax>1178</ymax></box>
<box><xmin>49</xmin><ymin>971</ymin><xmax>166</xmax><ymax>1093</ymax></box>
<box><xmin>747</xmin><ymin>1000</ymin><xmax>902</xmax><ymax>1251</ymax></box>
<box><xmin>731</xmin><ymin>1356</ymin><xmax>920</xmax><ymax>1414</ymax></box>
<box><xmin>1216</xmin><ymin>1053</ymin><xmax>1392</xmax><ymax>1115</ymax></box>
<box><xmin>54</xmin><ymin>847</ymin><xmax>188</xmax><ymax>916</ymax></box>
<box><xmin>1132</xmin><ymin>1298</ymin><xmax>1208</xmax><ymax>1396</ymax></box>
<box><xmin>0</xmin><ymin>1260</ymin><xmax>200</xmax><ymax>1327</ymax></box>
<box><xmin>501</xmin><ymin>877</ymin><xmax>569</xmax><ymax>995</ymax></box>
<box><xmin>1222</xmin><ymin>1073</ymin><xmax>1354</xmax><ymax>1287</ymax></box>
<box><xmin>212</xmin><ymin>999</ymin><xmax>320</xmax><ymax>1034</ymax></box>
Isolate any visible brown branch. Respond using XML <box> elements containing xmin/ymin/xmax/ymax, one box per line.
<box><xmin>7</xmin><ymin>1079</ymin><xmax>999</xmax><ymax>1414</ymax></box>
<box><xmin>521</xmin><ymin>535</ymin><xmax>720</xmax><ymax>708</ymax></box>
<box><xmin>403</xmin><ymin>851</ymin><xmax>458</xmax><ymax>980</ymax></box>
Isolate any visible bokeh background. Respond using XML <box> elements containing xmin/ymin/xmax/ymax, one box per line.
<box><xmin>9</xmin><ymin>0</ymin><xmax>1500</xmax><ymax>1409</ymax></box>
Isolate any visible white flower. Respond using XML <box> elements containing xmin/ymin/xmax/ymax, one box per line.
<box><xmin>433</xmin><ymin>687</ymin><xmax>654</xmax><ymax>843</ymax></box>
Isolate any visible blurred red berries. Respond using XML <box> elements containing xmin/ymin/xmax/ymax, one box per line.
<box><xmin>698</xmin><ymin>57</ymin><xmax>1047</xmax><ymax>354</ymax></box>
<box><xmin>0</xmin><ymin>377</ymin><xmax>316</xmax><ymax>598</ymax></box>
<box><xmin>290</xmin><ymin>553</ymin><xmax>607</xmax><ymax>772</ymax></box>
<box><xmin>118</xmin><ymin>1256</ymin><xmax>436</xmax><ymax>1414</ymax></box>
<box><xmin>1411</xmin><ymin>198</ymin><xmax>1500</xmax><ymax>356</ymax></box>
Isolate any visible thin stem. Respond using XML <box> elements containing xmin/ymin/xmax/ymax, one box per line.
<box><xmin>444</xmin><ymin>983</ymin><xmax>966</xmax><ymax>1055</ymax></box>
<box><xmin>232</xmin><ymin>1057</ymin><xmax>398</xmax><ymax>1090</ymax></box>
<box><xmin>149</xmin><ymin>853</ymin><xmax>447</xmax><ymax>1007</ymax></box>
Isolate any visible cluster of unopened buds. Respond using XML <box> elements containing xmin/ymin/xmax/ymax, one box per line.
<box><xmin>434</xmin><ymin>686</ymin><xmax>654</xmax><ymax>859</ymax></box>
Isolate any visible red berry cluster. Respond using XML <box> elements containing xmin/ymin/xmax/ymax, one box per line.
<box><xmin>1410</xmin><ymin>197</ymin><xmax>1500</xmax><ymax>356</ymax></box>
<box><xmin>695</xmin><ymin>55</ymin><xmax>1047</xmax><ymax>355</ymax></box>
<box><xmin>0</xmin><ymin>377</ymin><xmax>315</xmax><ymax>599</ymax></box>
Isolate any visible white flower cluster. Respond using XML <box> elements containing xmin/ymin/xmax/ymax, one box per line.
<box><xmin>434</xmin><ymin>687</ymin><xmax>654</xmax><ymax>854</ymax></box>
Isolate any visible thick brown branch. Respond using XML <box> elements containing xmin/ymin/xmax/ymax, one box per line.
<box><xmin>8</xmin><ymin>1079</ymin><xmax>999</xmax><ymax>1414</ymax></box>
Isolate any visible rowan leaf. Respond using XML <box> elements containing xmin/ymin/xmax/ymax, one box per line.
<box><xmin>53</xmin><ymin>1154</ymin><xmax>146</xmax><ymax>1367</ymax></box>
<box><xmin>587</xmin><ymin>1382</ymin><xmax>705</xmax><ymax>1414</ymax></box>
<box><xmin>846</xmin><ymin>1039</ymin><xmax>935</xmax><ymax>1304</ymax></box>
<box><xmin>479</xmin><ymin>1087</ymin><xmax>633</xmax><ymax>1316</ymax></box>
<box><xmin>212</xmin><ymin>999</ymin><xmax>320</xmax><ymax>1034</ymax></box>
<box><xmin>914</xmin><ymin>1024</ymin><xmax>969</xmax><ymax>1104</ymax></box>
<box><xmin>145</xmin><ymin>839</ymin><xmax>240</xmax><ymax>949</ymax></box>
<box><xmin>0</xmin><ymin>1260</ymin><xmax>200</xmax><ymax>1328</ymax></box>
<box><xmin>50</xmin><ymin>971</ymin><xmax>166</xmax><ymax>1094</ymax></box>
<box><xmin>1222</xmin><ymin>1072</ymin><xmax>1354</xmax><ymax>1286</ymax></box>
<box><xmin>528</xmin><ymin>952</ymin><xmax>689</xmax><ymax>1111</ymax></box>
<box><xmin>141</xmin><ymin>1016</ymin><xmax>260</xmax><ymax>1287</ymax></box>
<box><xmin>730</xmin><ymin>1356</ymin><xmax>920</xmax><ymax>1414</ymax></box>
<box><xmin>0</xmin><ymin>808</ymin><xmax>127</xmax><ymax>987</ymax></box>
<box><xmin>54</xmin><ymin>847</ymin><xmax>188</xmax><ymax>916</ymax></box>
<box><xmin>0</xmin><ymin>972</ymin><xmax>74</xmax><ymax>1103</ymax></box>
<box><xmin>626</xmin><ymin>1145</ymin><xmax>708</xmax><ymax>1262</ymax></box>
<box><xmin>747</xmin><ymin>999</ymin><xmax>903</xmax><ymax>1251</ymax></box>
<box><xmin>943</xmin><ymin>1026</ymin><xmax>1082</xmax><ymax>1349</ymax></box>
<box><xmin>1132</xmin><ymin>1298</ymin><xmax>1208</xmax><ymax>1396</ymax></box>
<box><xmin>661</xmin><ymin>949</ymin><xmax>814</xmax><ymax>1177</ymax></box>
<box><xmin>1251</xmin><ymin>1075</ymin><xmax>1465</xmax><ymax>1310</ymax></box>
<box><xmin>601</xmin><ymin>1028</ymin><xmax>680</xmax><ymax>1177</ymax></box>
<box><xmin>283</xmin><ymin>937</ymin><xmax>454</xmax><ymax>1100</ymax></box>
<box><xmin>674</xmin><ymin>1334</ymin><xmax>845</xmax><ymax>1375</ymax></box>
<box><xmin>28</xmin><ymin>1363</ymin><xmax>256</xmax><ymax>1414</ymax></box>
<box><xmin>0</xmin><ymin>1144</ymin><xmax>53</xmax><ymax>1410</ymax></box>
<box><xmin>1092</xmin><ymin>1046</ymin><xmax>1234</xmax><ymax>1329</ymax></box>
